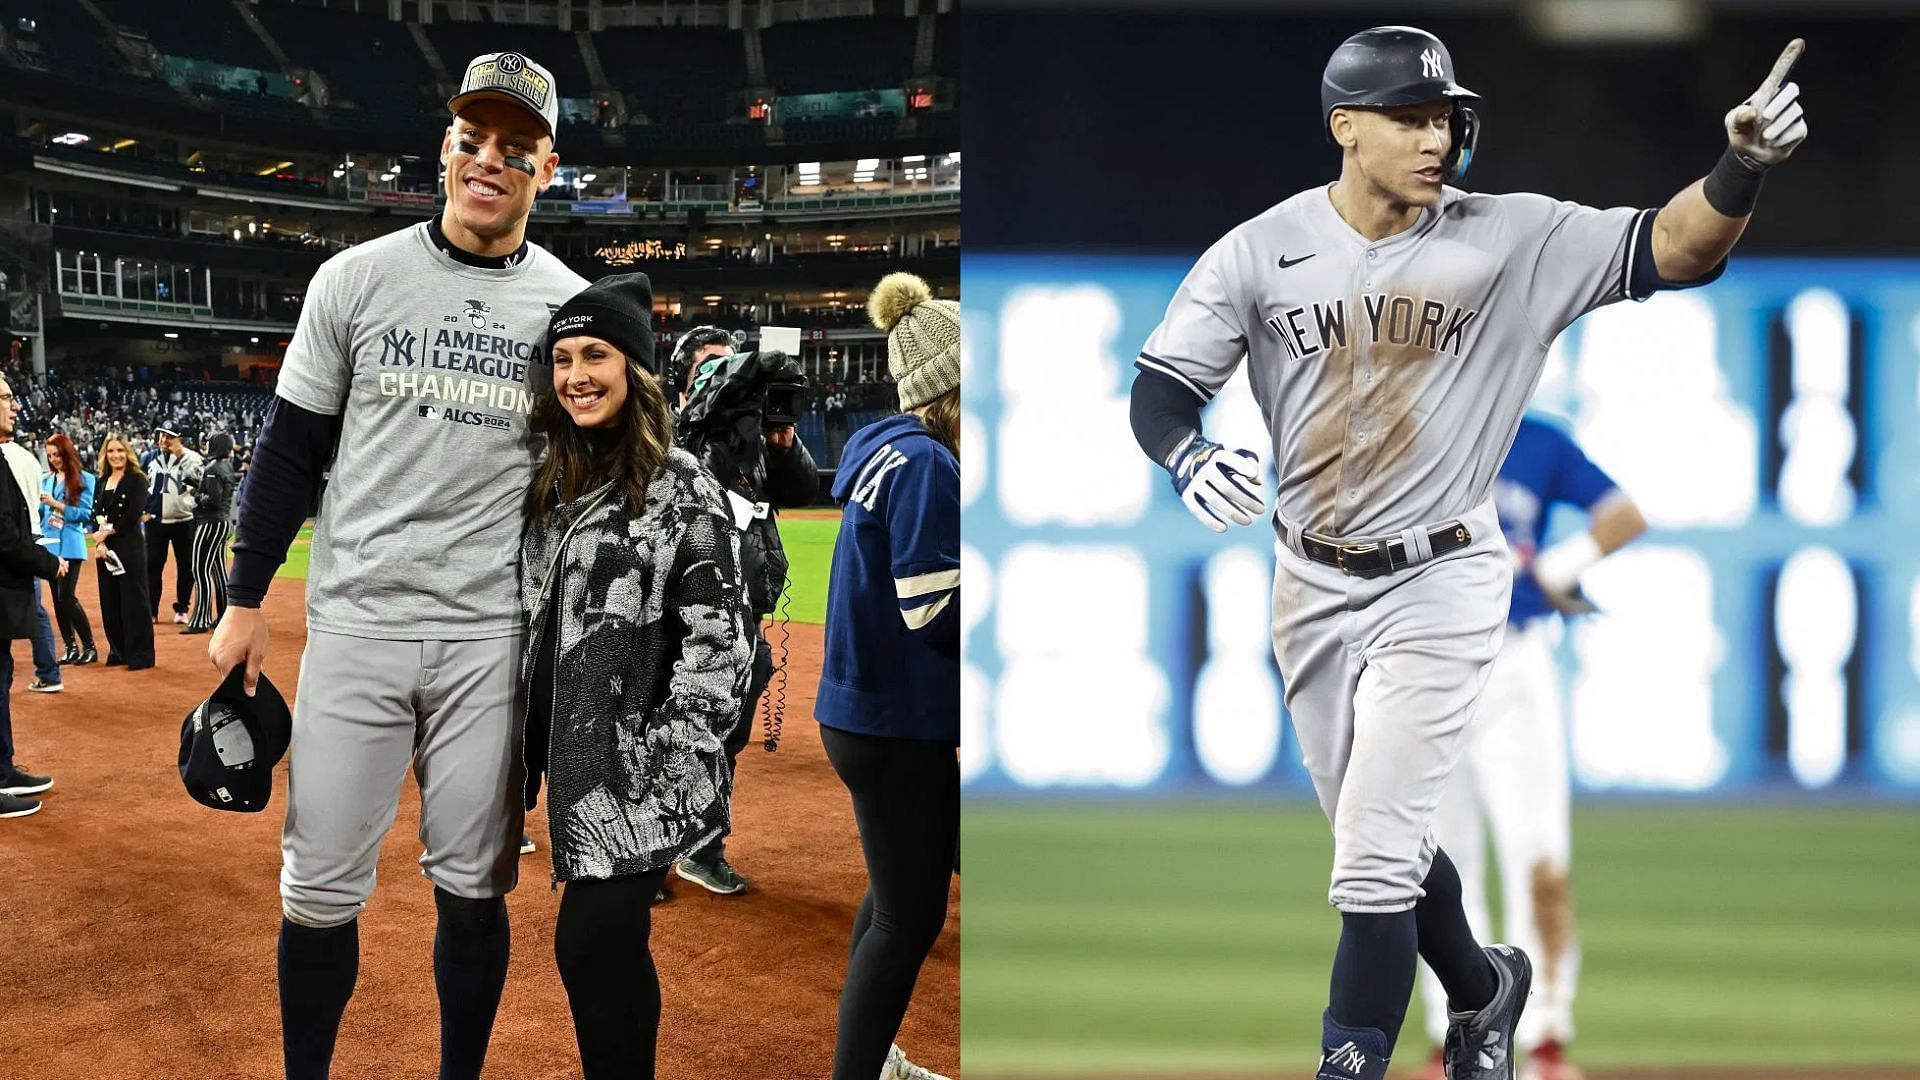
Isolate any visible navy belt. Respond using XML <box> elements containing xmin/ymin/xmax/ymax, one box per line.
<box><xmin>1298</xmin><ymin>520</ymin><xmax>1472</xmax><ymax>579</ymax></box>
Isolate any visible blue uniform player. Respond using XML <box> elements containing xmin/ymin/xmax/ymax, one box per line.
<box><xmin>1415</xmin><ymin>416</ymin><xmax>1647</xmax><ymax>1080</ymax></box>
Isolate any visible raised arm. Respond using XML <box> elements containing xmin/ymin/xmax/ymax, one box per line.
<box><xmin>1652</xmin><ymin>39</ymin><xmax>1808</xmax><ymax>282</ymax></box>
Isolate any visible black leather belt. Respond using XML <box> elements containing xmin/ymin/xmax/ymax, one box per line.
<box><xmin>1298</xmin><ymin>520</ymin><xmax>1473</xmax><ymax>579</ymax></box>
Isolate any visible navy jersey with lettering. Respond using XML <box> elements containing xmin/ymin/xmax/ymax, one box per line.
<box><xmin>817</xmin><ymin>413</ymin><xmax>960</xmax><ymax>743</ymax></box>
<box><xmin>1492</xmin><ymin>415</ymin><xmax>1620</xmax><ymax>626</ymax></box>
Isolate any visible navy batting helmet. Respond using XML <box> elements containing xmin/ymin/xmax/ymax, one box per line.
<box><xmin>1322</xmin><ymin>25</ymin><xmax>1481</xmax><ymax>181</ymax></box>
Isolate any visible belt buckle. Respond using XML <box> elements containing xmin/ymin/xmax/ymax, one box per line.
<box><xmin>1336</xmin><ymin>541</ymin><xmax>1378</xmax><ymax>577</ymax></box>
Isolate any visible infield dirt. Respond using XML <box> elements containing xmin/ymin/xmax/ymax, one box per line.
<box><xmin>0</xmin><ymin>566</ymin><xmax>957</xmax><ymax>1078</ymax></box>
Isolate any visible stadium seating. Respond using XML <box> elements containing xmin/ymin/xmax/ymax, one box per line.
<box><xmin>593</xmin><ymin>27</ymin><xmax>745</xmax><ymax>126</ymax></box>
<box><xmin>252</xmin><ymin>2</ymin><xmax>433</xmax><ymax>117</ymax></box>
<box><xmin>93</xmin><ymin>0</ymin><xmax>278</xmax><ymax>71</ymax></box>
<box><xmin>932</xmin><ymin>13</ymin><xmax>958</xmax><ymax>78</ymax></box>
<box><xmin>422</xmin><ymin>21</ymin><xmax>592</xmax><ymax>97</ymax></box>
<box><xmin>762</xmin><ymin>16</ymin><xmax>916</xmax><ymax>95</ymax></box>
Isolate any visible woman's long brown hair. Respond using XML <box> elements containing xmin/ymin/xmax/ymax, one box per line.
<box><xmin>913</xmin><ymin>387</ymin><xmax>960</xmax><ymax>458</ymax></box>
<box><xmin>45</xmin><ymin>432</ymin><xmax>84</xmax><ymax>503</ymax></box>
<box><xmin>524</xmin><ymin>350</ymin><xmax>676</xmax><ymax>520</ymax></box>
<box><xmin>95</xmin><ymin>434</ymin><xmax>147</xmax><ymax>482</ymax></box>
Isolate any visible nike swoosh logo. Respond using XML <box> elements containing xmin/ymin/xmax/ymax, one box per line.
<box><xmin>1278</xmin><ymin>254</ymin><xmax>1316</xmax><ymax>269</ymax></box>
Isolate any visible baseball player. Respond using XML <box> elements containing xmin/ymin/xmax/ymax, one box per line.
<box><xmin>1413</xmin><ymin>416</ymin><xmax>1647</xmax><ymax>1080</ymax></box>
<box><xmin>1127</xmin><ymin>26</ymin><xmax>1805</xmax><ymax>1080</ymax></box>
<box><xmin>207</xmin><ymin>52</ymin><xmax>586</xmax><ymax>1079</ymax></box>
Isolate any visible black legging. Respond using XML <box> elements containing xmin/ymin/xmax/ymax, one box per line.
<box><xmin>554</xmin><ymin>868</ymin><xmax>671</xmax><ymax>1080</ymax></box>
<box><xmin>820</xmin><ymin>725</ymin><xmax>959</xmax><ymax>1080</ymax></box>
<box><xmin>53</xmin><ymin>557</ymin><xmax>93</xmax><ymax>650</ymax></box>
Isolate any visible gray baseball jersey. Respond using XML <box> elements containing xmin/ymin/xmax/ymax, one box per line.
<box><xmin>1139</xmin><ymin>184</ymin><xmax>1671</xmax><ymax>538</ymax></box>
<box><xmin>277</xmin><ymin>221</ymin><xmax>588</xmax><ymax>640</ymax></box>
<box><xmin>1139</xmin><ymin>184</ymin><xmax>1718</xmax><ymax>912</ymax></box>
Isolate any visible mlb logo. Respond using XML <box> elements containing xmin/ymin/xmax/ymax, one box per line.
<box><xmin>418</xmin><ymin>405</ymin><xmax>440</xmax><ymax>420</ymax></box>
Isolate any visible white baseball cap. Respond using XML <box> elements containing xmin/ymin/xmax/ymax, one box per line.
<box><xmin>448</xmin><ymin>52</ymin><xmax>560</xmax><ymax>141</ymax></box>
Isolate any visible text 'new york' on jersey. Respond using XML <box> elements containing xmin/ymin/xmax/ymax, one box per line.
<box><xmin>1137</xmin><ymin>183</ymin><xmax>1722</xmax><ymax>539</ymax></box>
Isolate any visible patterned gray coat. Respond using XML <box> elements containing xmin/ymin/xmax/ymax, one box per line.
<box><xmin>520</xmin><ymin>447</ymin><xmax>756</xmax><ymax>883</ymax></box>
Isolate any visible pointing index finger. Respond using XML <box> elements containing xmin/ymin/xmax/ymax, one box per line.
<box><xmin>1751</xmin><ymin>38</ymin><xmax>1805</xmax><ymax>106</ymax></box>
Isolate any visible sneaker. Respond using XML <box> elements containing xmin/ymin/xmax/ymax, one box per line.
<box><xmin>519</xmin><ymin>834</ymin><xmax>536</xmax><ymax>855</ymax></box>
<box><xmin>173</xmin><ymin>611</ymin><xmax>189</xmax><ymax>625</ymax></box>
<box><xmin>676</xmin><ymin>853</ymin><xmax>748</xmax><ymax>895</ymax></box>
<box><xmin>58</xmin><ymin>645</ymin><xmax>78</xmax><ymax>665</ymax></box>
<box><xmin>881</xmin><ymin>1044</ymin><xmax>951</xmax><ymax>1080</ymax></box>
<box><xmin>1442</xmin><ymin>945</ymin><xmax>1532</xmax><ymax>1080</ymax></box>
<box><xmin>75</xmin><ymin>646</ymin><xmax>98</xmax><ymax>665</ymax></box>
<box><xmin>0</xmin><ymin>792</ymin><xmax>41</xmax><ymax>818</ymax></box>
<box><xmin>27</xmin><ymin>678</ymin><xmax>63</xmax><ymax>693</ymax></box>
<box><xmin>0</xmin><ymin>766</ymin><xmax>54</xmax><ymax>796</ymax></box>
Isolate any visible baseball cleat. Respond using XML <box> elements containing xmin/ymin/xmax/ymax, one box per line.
<box><xmin>880</xmin><ymin>1043</ymin><xmax>950</xmax><ymax>1080</ymax></box>
<box><xmin>1442</xmin><ymin>944</ymin><xmax>1531</xmax><ymax>1080</ymax></box>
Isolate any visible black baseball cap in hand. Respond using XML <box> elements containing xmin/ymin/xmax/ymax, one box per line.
<box><xmin>178</xmin><ymin>666</ymin><xmax>292</xmax><ymax>813</ymax></box>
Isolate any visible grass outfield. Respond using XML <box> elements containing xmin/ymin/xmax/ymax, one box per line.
<box><xmin>961</xmin><ymin>801</ymin><xmax>1920</xmax><ymax>1075</ymax></box>
<box><xmin>275</xmin><ymin>517</ymin><xmax>837</xmax><ymax>625</ymax></box>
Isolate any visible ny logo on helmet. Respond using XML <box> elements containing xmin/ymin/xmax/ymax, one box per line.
<box><xmin>1420</xmin><ymin>49</ymin><xmax>1445</xmax><ymax>79</ymax></box>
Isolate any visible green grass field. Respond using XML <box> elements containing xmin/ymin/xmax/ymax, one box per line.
<box><xmin>962</xmin><ymin>801</ymin><xmax>1920</xmax><ymax>1075</ymax></box>
<box><xmin>275</xmin><ymin>518</ymin><xmax>837</xmax><ymax>624</ymax></box>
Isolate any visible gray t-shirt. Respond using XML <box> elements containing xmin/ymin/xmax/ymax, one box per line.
<box><xmin>277</xmin><ymin>222</ymin><xmax>589</xmax><ymax>640</ymax></box>
<box><xmin>1138</xmin><ymin>184</ymin><xmax>1690</xmax><ymax>538</ymax></box>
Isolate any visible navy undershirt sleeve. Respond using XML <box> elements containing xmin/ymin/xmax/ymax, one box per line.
<box><xmin>226</xmin><ymin>395</ymin><xmax>343</xmax><ymax>608</ymax></box>
<box><xmin>1129</xmin><ymin>367</ymin><xmax>1206</xmax><ymax>469</ymax></box>
<box><xmin>1626</xmin><ymin>207</ymin><xmax>1728</xmax><ymax>301</ymax></box>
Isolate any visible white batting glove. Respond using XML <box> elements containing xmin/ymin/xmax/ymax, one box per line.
<box><xmin>1726</xmin><ymin>38</ymin><xmax>1807</xmax><ymax>168</ymax></box>
<box><xmin>1167</xmin><ymin>433</ymin><xmax>1265</xmax><ymax>533</ymax></box>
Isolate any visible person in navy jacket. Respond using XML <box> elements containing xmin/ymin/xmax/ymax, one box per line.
<box><xmin>816</xmin><ymin>273</ymin><xmax>959</xmax><ymax>1080</ymax></box>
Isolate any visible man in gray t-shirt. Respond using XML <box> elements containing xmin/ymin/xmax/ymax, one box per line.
<box><xmin>207</xmin><ymin>52</ymin><xmax>587</xmax><ymax>1079</ymax></box>
<box><xmin>1129</xmin><ymin>27</ymin><xmax>1807</xmax><ymax>1080</ymax></box>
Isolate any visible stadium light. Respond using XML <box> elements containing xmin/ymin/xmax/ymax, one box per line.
<box><xmin>52</xmin><ymin>132</ymin><xmax>89</xmax><ymax>146</ymax></box>
<box><xmin>581</xmin><ymin>173</ymin><xmax>596</xmax><ymax>183</ymax></box>
<box><xmin>250</xmin><ymin>337</ymin><xmax>259</xmax><ymax>343</ymax></box>
<box><xmin>902</xmin><ymin>155</ymin><xmax>926</xmax><ymax>163</ymax></box>
<box><xmin>797</xmin><ymin>162</ymin><xmax>820</xmax><ymax>174</ymax></box>
<box><xmin>163</xmin><ymin>332</ymin><xmax>178</xmax><ymax>339</ymax></box>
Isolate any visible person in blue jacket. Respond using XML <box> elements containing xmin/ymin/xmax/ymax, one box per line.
<box><xmin>37</xmin><ymin>432</ymin><xmax>96</xmax><ymax>665</ymax></box>
<box><xmin>817</xmin><ymin>272</ymin><xmax>960</xmax><ymax>1080</ymax></box>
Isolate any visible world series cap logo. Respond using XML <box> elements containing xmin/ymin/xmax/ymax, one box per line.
<box><xmin>498</xmin><ymin>52</ymin><xmax>525</xmax><ymax>74</ymax></box>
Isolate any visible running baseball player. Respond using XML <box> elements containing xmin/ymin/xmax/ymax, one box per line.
<box><xmin>1127</xmin><ymin>26</ymin><xmax>1806</xmax><ymax>1080</ymax></box>
<box><xmin>207</xmin><ymin>52</ymin><xmax>586</xmax><ymax>1079</ymax></box>
<box><xmin>1412</xmin><ymin>416</ymin><xmax>1648</xmax><ymax>1080</ymax></box>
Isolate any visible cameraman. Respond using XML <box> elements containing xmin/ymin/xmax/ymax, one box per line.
<box><xmin>670</xmin><ymin>326</ymin><xmax>819</xmax><ymax>896</ymax></box>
